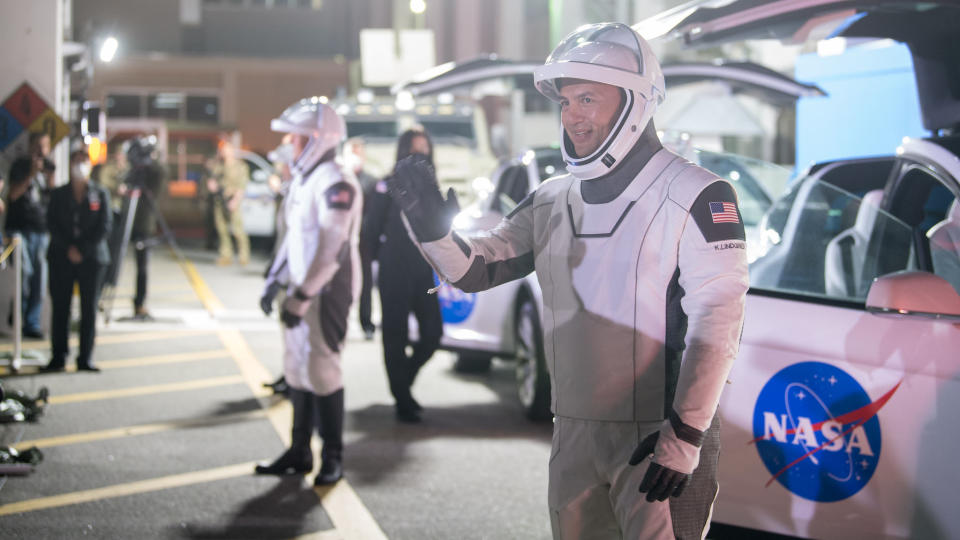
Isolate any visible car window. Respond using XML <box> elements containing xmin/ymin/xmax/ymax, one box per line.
<box><xmin>927</xmin><ymin>195</ymin><xmax>960</xmax><ymax>294</ymax></box>
<box><xmin>694</xmin><ymin>150</ymin><xmax>785</xmax><ymax>227</ymax></box>
<box><xmin>534</xmin><ymin>150</ymin><xmax>566</xmax><ymax>182</ymax></box>
<box><xmin>242</xmin><ymin>157</ymin><xmax>270</xmax><ymax>185</ymax></box>
<box><xmin>750</xmin><ymin>179</ymin><xmax>914</xmax><ymax>303</ymax></box>
<box><xmin>887</xmin><ymin>164</ymin><xmax>960</xmax><ymax>294</ymax></box>
<box><xmin>491</xmin><ymin>164</ymin><xmax>529</xmax><ymax>216</ymax></box>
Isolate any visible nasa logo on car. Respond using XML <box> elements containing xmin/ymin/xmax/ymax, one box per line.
<box><xmin>433</xmin><ymin>273</ymin><xmax>477</xmax><ymax>324</ymax></box>
<box><xmin>751</xmin><ymin>361</ymin><xmax>901</xmax><ymax>502</ymax></box>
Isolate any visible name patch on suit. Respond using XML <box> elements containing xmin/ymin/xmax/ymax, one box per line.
<box><xmin>324</xmin><ymin>182</ymin><xmax>356</xmax><ymax>210</ymax></box>
<box><xmin>691</xmin><ymin>182</ymin><xmax>746</xmax><ymax>243</ymax></box>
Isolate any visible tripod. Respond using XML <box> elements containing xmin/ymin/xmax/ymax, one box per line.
<box><xmin>99</xmin><ymin>183</ymin><xmax>184</xmax><ymax>323</ymax></box>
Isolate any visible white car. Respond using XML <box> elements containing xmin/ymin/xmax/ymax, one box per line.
<box><xmin>644</xmin><ymin>2</ymin><xmax>960</xmax><ymax>538</ymax></box>
<box><xmin>236</xmin><ymin>149</ymin><xmax>279</xmax><ymax>239</ymax></box>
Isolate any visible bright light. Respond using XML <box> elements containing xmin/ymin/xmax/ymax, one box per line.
<box><xmin>472</xmin><ymin>176</ymin><xmax>493</xmax><ymax>193</ymax></box>
<box><xmin>437</xmin><ymin>92</ymin><xmax>454</xmax><ymax>105</ymax></box>
<box><xmin>395</xmin><ymin>91</ymin><xmax>415</xmax><ymax>111</ymax></box>
<box><xmin>817</xmin><ymin>37</ymin><xmax>846</xmax><ymax>57</ymax></box>
<box><xmin>452</xmin><ymin>211</ymin><xmax>471</xmax><ymax>230</ymax></box>
<box><xmin>99</xmin><ymin>36</ymin><xmax>118</xmax><ymax>62</ymax></box>
<box><xmin>728</xmin><ymin>170</ymin><xmax>740</xmax><ymax>182</ymax></box>
<box><xmin>356</xmin><ymin>88</ymin><xmax>374</xmax><ymax>104</ymax></box>
<box><xmin>410</xmin><ymin>0</ymin><xmax>426</xmax><ymax>15</ymax></box>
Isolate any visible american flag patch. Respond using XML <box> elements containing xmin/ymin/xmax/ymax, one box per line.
<box><xmin>328</xmin><ymin>189</ymin><xmax>351</xmax><ymax>204</ymax></box>
<box><xmin>709</xmin><ymin>202</ymin><xmax>739</xmax><ymax>224</ymax></box>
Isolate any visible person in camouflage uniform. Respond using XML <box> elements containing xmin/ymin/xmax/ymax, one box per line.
<box><xmin>207</xmin><ymin>140</ymin><xmax>250</xmax><ymax>266</ymax></box>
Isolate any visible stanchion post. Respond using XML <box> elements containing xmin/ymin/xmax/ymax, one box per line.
<box><xmin>11</xmin><ymin>234</ymin><xmax>22</xmax><ymax>371</ymax></box>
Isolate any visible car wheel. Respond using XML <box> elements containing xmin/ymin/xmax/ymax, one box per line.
<box><xmin>515</xmin><ymin>295</ymin><xmax>551</xmax><ymax>421</ymax></box>
<box><xmin>454</xmin><ymin>353</ymin><xmax>492</xmax><ymax>373</ymax></box>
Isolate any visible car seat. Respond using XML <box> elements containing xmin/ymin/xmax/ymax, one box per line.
<box><xmin>927</xmin><ymin>199</ymin><xmax>960</xmax><ymax>294</ymax></box>
<box><xmin>824</xmin><ymin>190</ymin><xmax>884</xmax><ymax>298</ymax></box>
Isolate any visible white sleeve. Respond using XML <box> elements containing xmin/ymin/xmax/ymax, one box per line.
<box><xmin>413</xmin><ymin>190</ymin><xmax>537</xmax><ymax>293</ymax></box>
<box><xmin>298</xmin><ymin>180</ymin><xmax>359</xmax><ymax>297</ymax></box>
<box><xmin>673</xmin><ymin>180</ymin><xmax>749</xmax><ymax>434</ymax></box>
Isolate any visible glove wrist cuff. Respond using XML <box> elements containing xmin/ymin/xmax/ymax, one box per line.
<box><xmin>669</xmin><ymin>409</ymin><xmax>705</xmax><ymax>448</ymax></box>
<box><xmin>293</xmin><ymin>287</ymin><xmax>310</xmax><ymax>301</ymax></box>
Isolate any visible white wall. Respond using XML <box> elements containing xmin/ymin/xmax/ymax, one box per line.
<box><xmin>0</xmin><ymin>0</ymin><xmax>67</xmax><ymax>181</ymax></box>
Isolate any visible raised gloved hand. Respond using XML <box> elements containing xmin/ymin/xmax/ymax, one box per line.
<box><xmin>280</xmin><ymin>288</ymin><xmax>311</xmax><ymax>329</ymax></box>
<box><xmin>388</xmin><ymin>154</ymin><xmax>460</xmax><ymax>243</ymax></box>
<box><xmin>259</xmin><ymin>281</ymin><xmax>282</xmax><ymax>316</ymax></box>
<box><xmin>629</xmin><ymin>413</ymin><xmax>705</xmax><ymax>502</ymax></box>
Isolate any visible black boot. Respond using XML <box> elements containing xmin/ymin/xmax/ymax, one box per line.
<box><xmin>314</xmin><ymin>388</ymin><xmax>344</xmax><ymax>486</ymax></box>
<box><xmin>255</xmin><ymin>388</ymin><xmax>314</xmax><ymax>475</ymax></box>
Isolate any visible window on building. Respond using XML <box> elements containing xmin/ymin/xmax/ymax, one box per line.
<box><xmin>147</xmin><ymin>93</ymin><xmax>184</xmax><ymax>120</ymax></box>
<box><xmin>186</xmin><ymin>96</ymin><xmax>219</xmax><ymax>124</ymax></box>
<box><xmin>105</xmin><ymin>94</ymin><xmax>142</xmax><ymax>118</ymax></box>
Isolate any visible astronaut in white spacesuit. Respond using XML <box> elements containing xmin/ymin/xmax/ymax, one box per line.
<box><xmin>389</xmin><ymin>23</ymin><xmax>749</xmax><ymax>538</ymax></box>
<box><xmin>255</xmin><ymin>98</ymin><xmax>362</xmax><ymax>487</ymax></box>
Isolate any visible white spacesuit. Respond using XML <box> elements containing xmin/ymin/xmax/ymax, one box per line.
<box><xmin>256</xmin><ymin>98</ymin><xmax>362</xmax><ymax>486</ymax></box>
<box><xmin>390</xmin><ymin>23</ymin><xmax>748</xmax><ymax>539</ymax></box>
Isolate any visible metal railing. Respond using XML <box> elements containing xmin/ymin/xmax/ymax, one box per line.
<box><xmin>0</xmin><ymin>234</ymin><xmax>43</xmax><ymax>371</ymax></box>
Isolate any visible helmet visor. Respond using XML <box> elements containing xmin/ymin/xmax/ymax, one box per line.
<box><xmin>535</xmin><ymin>23</ymin><xmax>652</xmax><ymax>102</ymax></box>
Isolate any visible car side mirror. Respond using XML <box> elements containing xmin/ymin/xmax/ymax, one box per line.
<box><xmin>866</xmin><ymin>270</ymin><xmax>960</xmax><ymax>322</ymax></box>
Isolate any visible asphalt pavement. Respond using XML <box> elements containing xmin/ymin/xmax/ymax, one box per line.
<box><xmin>0</xmin><ymin>244</ymin><xmax>553</xmax><ymax>539</ymax></box>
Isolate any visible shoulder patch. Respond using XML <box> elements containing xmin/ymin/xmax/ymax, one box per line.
<box><xmin>324</xmin><ymin>181</ymin><xmax>356</xmax><ymax>210</ymax></box>
<box><xmin>690</xmin><ymin>181</ymin><xmax>746</xmax><ymax>243</ymax></box>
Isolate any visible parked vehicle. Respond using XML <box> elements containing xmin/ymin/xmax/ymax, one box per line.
<box><xmin>637</xmin><ymin>2</ymin><xmax>960</xmax><ymax>538</ymax></box>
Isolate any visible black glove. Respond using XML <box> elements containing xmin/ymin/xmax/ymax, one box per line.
<box><xmin>280</xmin><ymin>307</ymin><xmax>302</xmax><ymax>329</ymax></box>
<box><xmin>388</xmin><ymin>154</ymin><xmax>460</xmax><ymax>243</ymax></box>
<box><xmin>629</xmin><ymin>431</ymin><xmax>691</xmax><ymax>502</ymax></box>
<box><xmin>259</xmin><ymin>281</ymin><xmax>282</xmax><ymax>316</ymax></box>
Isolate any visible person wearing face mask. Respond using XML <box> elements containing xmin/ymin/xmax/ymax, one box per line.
<box><xmin>42</xmin><ymin>149</ymin><xmax>112</xmax><ymax>373</ymax></box>
<box><xmin>256</xmin><ymin>99</ymin><xmax>361</xmax><ymax>486</ymax></box>
<box><xmin>388</xmin><ymin>23</ymin><xmax>748</xmax><ymax>538</ymax></box>
<box><xmin>361</xmin><ymin>128</ymin><xmax>444</xmax><ymax>423</ymax></box>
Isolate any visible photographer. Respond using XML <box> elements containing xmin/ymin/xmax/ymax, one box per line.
<box><xmin>118</xmin><ymin>136</ymin><xmax>165</xmax><ymax>320</ymax></box>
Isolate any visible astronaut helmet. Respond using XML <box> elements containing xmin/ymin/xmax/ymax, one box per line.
<box><xmin>270</xmin><ymin>97</ymin><xmax>346</xmax><ymax>175</ymax></box>
<box><xmin>534</xmin><ymin>22</ymin><xmax>664</xmax><ymax>180</ymax></box>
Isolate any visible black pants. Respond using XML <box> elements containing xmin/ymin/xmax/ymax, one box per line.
<box><xmin>358</xmin><ymin>250</ymin><xmax>374</xmax><ymax>332</ymax></box>
<box><xmin>132</xmin><ymin>234</ymin><xmax>149</xmax><ymax>309</ymax></box>
<box><xmin>49</xmin><ymin>259</ymin><xmax>105</xmax><ymax>367</ymax></box>
<box><xmin>378</xmin><ymin>269</ymin><xmax>443</xmax><ymax>410</ymax></box>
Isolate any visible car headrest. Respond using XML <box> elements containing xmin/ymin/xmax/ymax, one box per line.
<box><xmin>852</xmin><ymin>189</ymin><xmax>884</xmax><ymax>236</ymax></box>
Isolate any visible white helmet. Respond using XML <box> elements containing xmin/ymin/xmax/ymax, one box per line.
<box><xmin>534</xmin><ymin>23</ymin><xmax>665</xmax><ymax>180</ymax></box>
<box><xmin>270</xmin><ymin>97</ymin><xmax>346</xmax><ymax>175</ymax></box>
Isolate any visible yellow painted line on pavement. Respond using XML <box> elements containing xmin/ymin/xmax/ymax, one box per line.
<box><xmin>0</xmin><ymin>462</ymin><xmax>257</xmax><ymax>517</ymax></box>
<box><xmin>181</xmin><ymin>257</ymin><xmax>387</xmax><ymax>540</ymax></box>
<box><xmin>181</xmin><ymin>259</ymin><xmax>225</xmax><ymax>313</ymax></box>
<box><xmin>13</xmin><ymin>408</ymin><xmax>270</xmax><ymax>451</ymax></box>
<box><xmin>314</xmin><ymin>482</ymin><xmax>388</xmax><ymax>540</ymax></box>
<box><xmin>49</xmin><ymin>375</ymin><xmax>245</xmax><ymax>405</ymax></box>
<box><xmin>97</xmin><ymin>349</ymin><xmax>230</xmax><ymax>369</ymax></box>
<box><xmin>0</xmin><ymin>349</ymin><xmax>230</xmax><ymax>376</ymax></box>
<box><xmin>0</xmin><ymin>329</ymin><xmax>215</xmax><ymax>353</ymax></box>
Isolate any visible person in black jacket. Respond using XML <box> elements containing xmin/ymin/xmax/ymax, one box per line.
<box><xmin>345</xmin><ymin>137</ymin><xmax>379</xmax><ymax>340</ymax></box>
<box><xmin>361</xmin><ymin>128</ymin><xmax>443</xmax><ymax>423</ymax></box>
<box><xmin>5</xmin><ymin>157</ymin><xmax>47</xmax><ymax>338</ymax></box>
<box><xmin>42</xmin><ymin>150</ymin><xmax>112</xmax><ymax>373</ymax></box>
